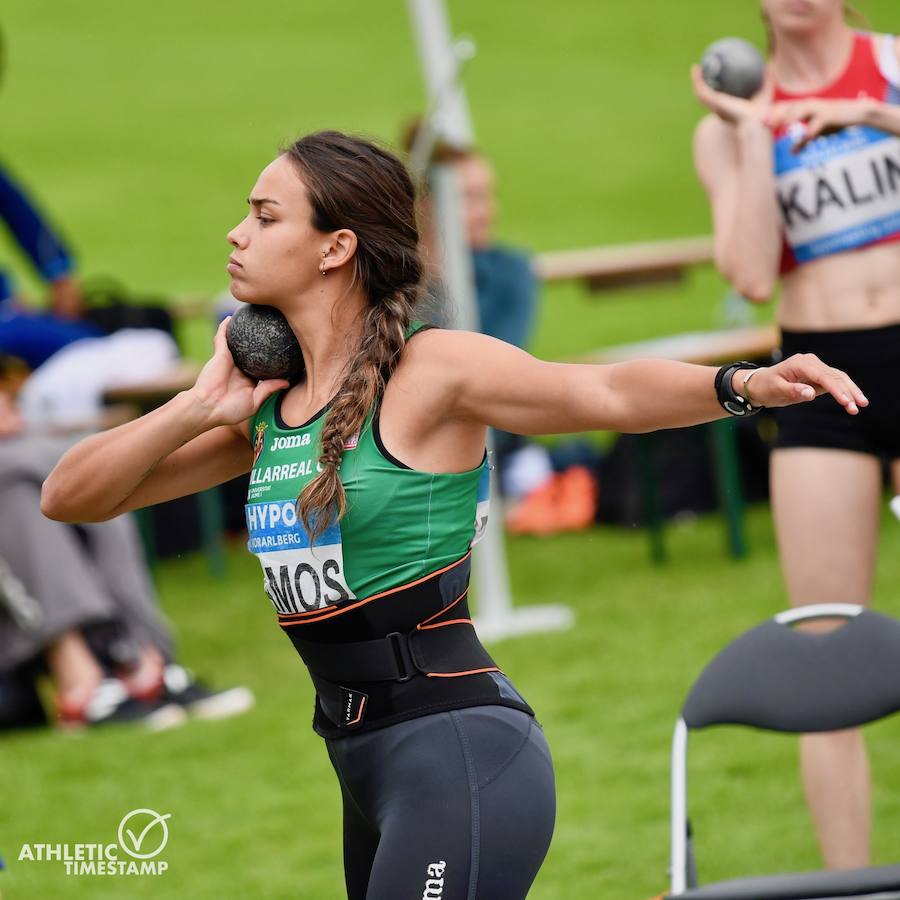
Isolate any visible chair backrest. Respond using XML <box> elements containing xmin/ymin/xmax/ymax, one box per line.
<box><xmin>682</xmin><ymin>605</ymin><xmax>900</xmax><ymax>733</ymax></box>
<box><xmin>669</xmin><ymin>605</ymin><xmax>900</xmax><ymax>895</ymax></box>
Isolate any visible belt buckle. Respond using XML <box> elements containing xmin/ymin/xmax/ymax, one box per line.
<box><xmin>386</xmin><ymin>631</ymin><xmax>415</xmax><ymax>683</ymax></box>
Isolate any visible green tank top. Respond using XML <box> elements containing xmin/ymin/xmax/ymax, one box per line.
<box><xmin>244</xmin><ymin>326</ymin><xmax>533</xmax><ymax>737</ymax></box>
<box><xmin>245</xmin><ymin>351</ymin><xmax>489</xmax><ymax>617</ymax></box>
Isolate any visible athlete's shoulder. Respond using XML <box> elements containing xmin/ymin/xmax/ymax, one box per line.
<box><xmin>402</xmin><ymin>326</ymin><xmax>494</xmax><ymax>362</ymax></box>
<box><xmin>392</xmin><ymin>328</ymin><xmax>527</xmax><ymax>427</ymax></box>
<box><xmin>859</xmin><ymin>29</ymin><xmax>893</xmax><ymax>47</ymax></box>
<box><xmin>854</xmin><ymin>30</ymin><xmax>900</xmax><ymax>87</ymax></box>
<box><xmin>400</xmin><ymin>326</ymin><xmax>455</xmax><ymax>374</ymax></box>
<box><xmin>874</xmin><ymin>31</ymin><xmax>900</xmax><ymax>86</ymax></box>
<box><xmin>397</xmin><ymin>328</ymin><xmax>505</xmax><ymax>395</ymax></box>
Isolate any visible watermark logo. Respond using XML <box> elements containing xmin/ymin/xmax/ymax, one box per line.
<box><xmin>117</xmin><ymin>809</ymin><xmax>171</xmax><ymax>860</ymax></box>
<box><xmin>17</xmin><ymin>808</ymin><xmax>171</xmax><ymax>877</ymax></box>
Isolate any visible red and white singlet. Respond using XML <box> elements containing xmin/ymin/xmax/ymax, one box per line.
<box><xmin>771</xmin><ymin>31</ymin><xmax>900</xmax><ymax>272</ymax></box>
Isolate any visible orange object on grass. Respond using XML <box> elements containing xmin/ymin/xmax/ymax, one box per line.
<box><xmin>505</xmin><ymin>465</ymin><xmax>598</xmax><ymax>536</ymax></box>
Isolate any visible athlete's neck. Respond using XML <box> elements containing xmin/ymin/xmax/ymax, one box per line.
<box><xmin>282</xmin><ymin>283</ymin><xmax>368</xmax><ymax>408</ymax></box>
<box><xmin>771</xmin><ymin>20</ymin><xmax>855</xmax><ymax>93</ymax></box>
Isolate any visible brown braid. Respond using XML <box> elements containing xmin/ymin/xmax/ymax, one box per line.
<box><xmin>282</xmin><ymin>132</ymin><xmax>424</xmax><ymax>542</ymax></box>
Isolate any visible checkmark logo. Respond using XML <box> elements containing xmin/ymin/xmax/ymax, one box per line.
<box><xmin>117</xmin><ymin>809</ymin><xmax>171</xmax><ymax>860</ymax></box>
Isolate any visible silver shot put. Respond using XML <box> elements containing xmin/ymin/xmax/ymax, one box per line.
<box><xmin>700</xmin><ymin>37</ymin><xmax>765</xmax><ymax>99</ymax></box>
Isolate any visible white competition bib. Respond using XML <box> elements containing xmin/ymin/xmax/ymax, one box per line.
<box><xmin>246</xmin><ymin>499</ymin><xmax>355</xmax><ymax>614</ymax></box>
<box><xmin>775</xmin><ymin>124</ymin><xmax>900</xmax><ymax>263</ymax></box>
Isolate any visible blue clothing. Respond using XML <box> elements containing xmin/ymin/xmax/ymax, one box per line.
<box><xmin>470</xmin><ymin>246</ymin><xmax>540</xmax><ymax>471</ymax></box>
<box><xmin>0</xmin><ymin>163</ymin><xmax>74</xmax><ymax>304</ymax></box>
<box><xmin>472</xmin><ymin>246</ymin><xmax>537</xmax><ymax>349</ymax></box>
<box><xmin>0</xmin><ymin>163</ymin><xmax>96</xmax><ymax>368</ymax></box>
<box><xmin>0</xmin><ymin>307</ymin><xmax>100</xmax><ymax>370</ymax></box>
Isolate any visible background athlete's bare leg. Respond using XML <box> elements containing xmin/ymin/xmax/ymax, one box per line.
<box><xmin>771</xmin><ymin>447</ymin><xmax>880</xmax><ymax>869</ymax></box>
<box><xmin>45</xmin><ymin>631</ymin><xmax>104</xmax><ymax>713</ymax></box>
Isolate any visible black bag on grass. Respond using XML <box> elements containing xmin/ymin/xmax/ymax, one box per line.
<box><xmin>596</xmin><ymin>415</ymin><xmax>772</xmax><ymax>527</ymax></box>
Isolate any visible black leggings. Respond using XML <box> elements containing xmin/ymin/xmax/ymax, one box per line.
<box><xmin>325</xmin><ymin>705</ymin><xmax>556</xmax><ymax>900</ymax></box>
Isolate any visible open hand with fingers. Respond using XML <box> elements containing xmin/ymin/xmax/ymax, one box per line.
<box><xmin>766</xmin><ymin>97</ymin><xmax>875</xmax><ymax>151</ymax></box>
<box><xmin>736</xmin><ymin>353</ymin><xmax>868</xmax><ymax>414</ymax></box>
<box><xmin>690</xmin><ymin>63</ymin><xmax>773</xmax><ymax>124</ymax></box>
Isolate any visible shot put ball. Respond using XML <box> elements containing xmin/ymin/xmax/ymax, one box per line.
<box><xmin>700</xmin><ymin>37</ymin><xmax>765</xmax><ymax>99</ymax></box>
<box><xmin>226</xmin><ymin>304</ymin><xmax>304</xmax><ymax>382</ymax></box>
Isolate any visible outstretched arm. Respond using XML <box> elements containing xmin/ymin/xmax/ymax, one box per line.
<box><xmin>429</xmin><ymin>332</ymin><xmax>865</xmax><ymax>436</ymax></box>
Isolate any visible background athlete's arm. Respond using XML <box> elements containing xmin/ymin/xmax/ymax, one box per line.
<box><xmin>42</xmin><ymin>322</ymin><xmax>287</xmax><ymax>524</ymax></box>
<box><xmin>422</xmin><ymin>331</ymin><xmax>865</xmax><ymax>437</ymax></box>
<box><xmin>692</xmin><ymin>67</ymin><xmax>782</xmax><ymax>302</ymax></box>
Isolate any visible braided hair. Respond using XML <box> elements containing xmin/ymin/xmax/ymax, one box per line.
<box><xmin>282</xmin><ymin>131</ymin><xmax>423</xmax><ymax>541</ymax></box>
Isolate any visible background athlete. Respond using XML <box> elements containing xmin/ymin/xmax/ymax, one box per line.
<box><xmin>692</xmin><ymin>0</ymin><xmax>900</xmax><ymax>870</ymax></box>
<box><xmin>42</xmin><ymin>131</ymin><xmax>863</xmax><ymax>898</ymax></box>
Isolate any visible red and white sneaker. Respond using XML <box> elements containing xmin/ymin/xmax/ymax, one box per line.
<box><xmin>58</xmin><ymin>679</ymin><xmax>186</xmax><ymax>732</ymax></box>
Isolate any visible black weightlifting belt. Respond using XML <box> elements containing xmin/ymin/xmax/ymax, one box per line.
<box><xmin>290</xmin><ymin>624</ymin><xmax>497</xmax><ymax>684</ymax></box>
<box><xmin>277</xmin><ymin>553</ymin><xmax>533</xmax><ymax>737</ymax></box>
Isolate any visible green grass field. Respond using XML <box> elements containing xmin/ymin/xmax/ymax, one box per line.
<box><xmin>2</xmin><ymin>1</ymin><xmax>900</xmax><ymax>897</ymax></box>
<box><xmin>4</xmin><ymin>513</ymin><xmax>900</xmax><ymax>899</ymax></box>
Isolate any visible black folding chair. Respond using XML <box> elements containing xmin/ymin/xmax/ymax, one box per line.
<box><xmin>665</xmin><ymin>603</ymin><xmax>900</xmax><ymax>899</ymax></box>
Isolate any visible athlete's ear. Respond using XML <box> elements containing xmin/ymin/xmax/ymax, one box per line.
<box><xmin>322</xmin><ymin>229</ymin><xmax>358</xmax><ymax>274</ymax></box>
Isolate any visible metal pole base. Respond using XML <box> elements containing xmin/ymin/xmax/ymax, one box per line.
<box><xmin>474</xmin><ymin>603</ymin><xmax>575</xmax><ymax>644</ymax></box>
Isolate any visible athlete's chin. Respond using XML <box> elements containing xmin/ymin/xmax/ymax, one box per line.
<box><xmin>230</xmin><ymin>281</ymin><xmax>272</xmax><ymax>305</ymax></box>
<box><xmin>774</xmin><ymin>10</ymin><xmax>824</xmax><ymax>34</ymax></box>
<box><xmin>229</xmin><ymin>276</ymin><xmax>299</xmax><ymax>309</ymax></box>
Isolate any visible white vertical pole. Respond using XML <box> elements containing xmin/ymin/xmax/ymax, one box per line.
<box><xmin>407</xmin><ymin>0</ymin><xmax>474</xmax><ymax>147</ymax></box>
<box><xmin>670</xmin><ymin>719</ymin><xmax>689</xmax><ymax>895</ymax></box>
<box><xmin>407</xmin><ymin>0</ymin><xmax>573</xmax><ymax>642</ymax></box>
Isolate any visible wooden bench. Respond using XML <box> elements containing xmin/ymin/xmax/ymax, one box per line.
<box><xmin>534</xmin><ymin>235</ymin><xmax>714</xmax><ymax>292</ymax></box>
<box><xmin>574</xmin><ymin>324</ymin><xmax>778</xmax><ymax>367</ymax></box>
<box><xmin>102</xmin><ymin>361</ymin><xmax>202</xmax><ymax>408</ymax></box>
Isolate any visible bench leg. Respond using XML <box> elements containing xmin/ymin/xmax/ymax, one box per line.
<box><xmin>637</xmin><ymin>433</ymin><xmax>667</xmax><ymax>565</ymax></box>
<box><xmin>198</xmin><ymin>488</ymin><xmax>226</xmax><ymax>578</ymax></box>
<box><xmin>133</xmin><ymin>507</ymin><xmax>158</xmax><ymax>568</ymax></box>
<box><xmin>708</xmin><ymin>419</ymin><xmax>747</xmax><ymax>559</ymax></box>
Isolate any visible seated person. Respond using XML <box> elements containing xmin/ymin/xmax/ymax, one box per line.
<box><xmin>401</xmin><ymin>121</ymin><xmax>597</xmax><ymax>533</ymax></box>
<box><xmin>400</xmin><ymin>119</ymin><xmax>538</xmax><ymax>348</ymax></box>
<box><xmin>0</xmin><ymin>161</ymin><xmax>101</xmax><ymax>370</ymax></box>
<box><xmin>0</xmin><ymin>391</ymin><xmax>253</xmax><ymax>730</ymax></box>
